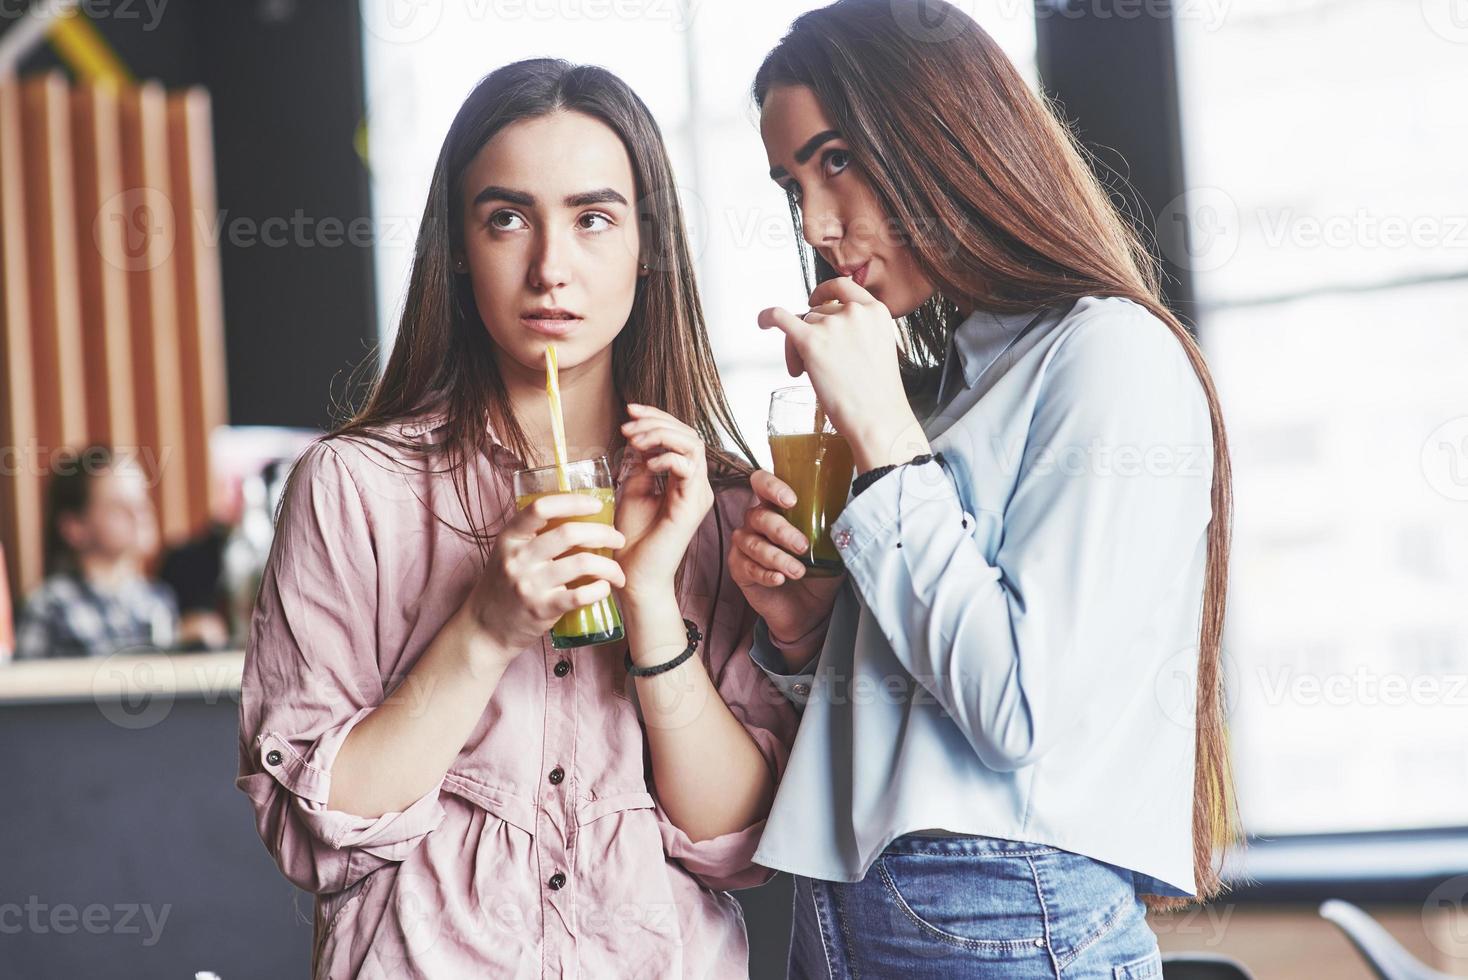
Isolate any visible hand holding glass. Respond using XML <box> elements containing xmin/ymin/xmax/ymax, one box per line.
<box><xmin>512</xmin><ymin>456</ymin><xmax>625</xmax><ymax>648</ymax></box>
<box><xmin>767</xmin><ymin>386</ymin><xmax>855</xmax><ymax>576</ymax></box>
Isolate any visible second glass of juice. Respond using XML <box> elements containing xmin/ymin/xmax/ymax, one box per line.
<box><xmin>511</xmin><ymin>456</ymin><xmax>624</xmax><ymax>648</ymax></box>
<box><xmin>768</xmin><ymin>386</ymin><xmax>854</xmax><ymax>577</ymax></box>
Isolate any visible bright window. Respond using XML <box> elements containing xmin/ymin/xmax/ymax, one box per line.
<box><xmin>1174</xmin><ymin>0</ymin><xmax>1468</xmax><ymax>835</ymax></box>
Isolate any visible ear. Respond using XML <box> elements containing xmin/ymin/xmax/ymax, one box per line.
<box><xmin>637</xmin><ymin>261</ymin><xmax>650</xmax><ymax>278</ymax></box>
<box><xmin>452</xmin><ymin>252</ymin><xmax>468</xmax><ymax>275</ymax></box>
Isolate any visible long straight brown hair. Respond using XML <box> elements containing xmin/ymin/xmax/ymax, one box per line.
<box><xmin>296</xmin><ymin>59</ymin><xmax>755</xmax><ymax>584</ymax></box>
<box><xmin>755</xmin><ymin>0</ymin><xmax>1237</xmax><ymax>907</ymax></box>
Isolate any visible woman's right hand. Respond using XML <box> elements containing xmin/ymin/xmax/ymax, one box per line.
<box><xmin>729</xmin><ymin>470</ymin><xmax>844</xmax><ymax>661</ymax></box>
<box><xmin>460</xmin><ymin>493</ymin><xmax>627</xmax><ymax>660</ymax></box>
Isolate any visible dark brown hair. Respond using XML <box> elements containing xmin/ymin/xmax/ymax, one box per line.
<box><xmin>295</xmin><ymin>59</ymin><xmax>756</xmax><ymax>578</ymax></box>
<box><xmin>756</xmin><ymin>0</ymin><xmax>1237</xmax><ymax>907</ymax></box>
<box><xmin>42</xmin><ymin>445</ymin><xmax>116</xmax><ymax>577</ymax></box>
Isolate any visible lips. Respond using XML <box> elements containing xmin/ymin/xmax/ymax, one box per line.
<box><xmin>521</xmin><ymin>309</ymin><xmax>583</xmax><ymax>338</ymax></box>
<box><xmin>836</xmin><ymin>259</ymin><xmax>871</xmax><ymax>287</ymax></box>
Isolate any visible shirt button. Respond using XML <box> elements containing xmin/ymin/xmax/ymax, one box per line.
<box><xmin>265</xmin><ymin>750</ymin><xmax>283</xmax><ymax>767</ymax></box>
<box><xmin>792</xmin><ymin>683</ymin><xmax>811</xmax><ymax>696</ymax></box>
<box><xmin>548</xmin><ymin>872</ymin><xmax>566</xmax><ymax>890</ymax></box>
<box><xmin>548</xmin><ymin>766</ymin><xmax>564</xmax><ymax>785</ymax></box>
<box><xmin>553</xmin><ymin>659</ymin><xmax>571</xmax><ymax>677</ymax></box>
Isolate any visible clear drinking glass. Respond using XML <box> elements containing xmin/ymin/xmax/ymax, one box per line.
<box><xmin>767</xmin><ymin>386</ymin><xmax>855</xmax><ymax>577</ymax></box>
<box><xmin>511</xmin><ymin>456</ymin><xmax>624</xmax><ymax>648</ymax></box>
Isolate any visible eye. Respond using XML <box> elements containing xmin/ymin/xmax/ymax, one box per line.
<box><xmin>822</xmin><ymin>148</ymin><xmax>851</xmax><ymax>178</ymax></box>
<box><xmin>487</xmin><ymin>209</ymin><xmax>526</xmax><ymax>231</ymax></box>
<box><xmin>577</xmin><ymin>212</ymin><xmax>613</xmax><ymax>232</ymax></box>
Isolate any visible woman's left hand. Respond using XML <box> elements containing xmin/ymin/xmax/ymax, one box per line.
<box><xmin>614</xmin><ymin>403</ymin><xmax>714</xmax><ymax>598</ymax></box>
<box><xmin>757</xmin><ymin>276</ymin><xmax>930</xmax><ymax>472</ymax></box>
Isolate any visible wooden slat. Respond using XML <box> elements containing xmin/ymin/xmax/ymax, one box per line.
<box><xmin>118</xmin><ymin>80</ymin><xmax>189</xmax><ymax>547</ymax></box>
<box><xmin>0</xmin><ymin>76</ymin><xmax>43</xmax><ymax>601</ymax></box>
<box><xmin>166</xmin><ymin>87</ymin><xmax>228</xmax><ymax>536</ymax></box>
<box><xmin>71</xmin><ymin>82</ymin><xmax>136</xmax><ymax>451</ymax></box>
<box><xmin>20</xmin><ymin>71</ymin><xmax>87</xmax><ymax>454</ymax></box>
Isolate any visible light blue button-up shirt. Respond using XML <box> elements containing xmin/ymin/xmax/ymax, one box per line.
<box><xmin>748</xmin><ymin>295</ymin><xmax>1214</xmax><ymax>898</ymax></box>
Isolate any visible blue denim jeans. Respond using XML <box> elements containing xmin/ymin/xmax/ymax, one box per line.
<box><xmin>787</xmin><ymin>833</ymin><xmax>1164</xmax><ymax>979</ymax></box>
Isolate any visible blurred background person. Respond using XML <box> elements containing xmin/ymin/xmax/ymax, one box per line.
<box><xmin>13</xmin><ymin>445</ymin><xmax>178</xmax><ymax>660</ymax></box>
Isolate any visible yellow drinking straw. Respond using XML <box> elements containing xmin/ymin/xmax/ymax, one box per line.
<box><xmin>544</xmin><ymin>344</ymin><xmax>571</xmax><ymax>491</ymax></box>
<box><xmin>803</xmin><ymin>300</ymin><xmax>840</xmax><ymax>436</ymax></box>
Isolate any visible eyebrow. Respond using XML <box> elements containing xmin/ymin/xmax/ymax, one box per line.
<box><xmin>768</xmin><ymin>129</ymin><xmax>842</xmax><ymax>181</ymax></box>
<box><xmin>471</xmin><ymin>186</ymin><xmax>629</xmax><ymax>208</ymax></box>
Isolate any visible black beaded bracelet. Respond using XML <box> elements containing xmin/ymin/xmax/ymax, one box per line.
<box><xmin>625</xmin><ymin>618</ymin><xmax>701</xmax><ymax>677</ymax></box>
<box><xmin>851</xmin><ymin>452</ymin><xmax>944</xmax><ymax>497</ymax></box>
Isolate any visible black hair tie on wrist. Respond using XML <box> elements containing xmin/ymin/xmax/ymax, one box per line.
<box><xmin>850</xmin><ymin>452</ymin><xmax>965</xmax><ymax>549</ymax></box>
<box><xmin>852</xmin><ymin>452</ymin><xmax>942</xmax><ymax>498</ymax></box>
<box><xmin>625</xmin><ymin>618</ymin><xmax>701</xmax><ymax>677</ymax></box>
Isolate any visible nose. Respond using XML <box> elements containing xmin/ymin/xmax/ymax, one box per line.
<box><xmin>799</xmin><ymin>189</ymin><xmax>842</xmax><ymax>252</ymax></box>
<box><xmin>528</xmin><ymin>227</ymin><xmax>571</xmax><ymax>291</ymax></box>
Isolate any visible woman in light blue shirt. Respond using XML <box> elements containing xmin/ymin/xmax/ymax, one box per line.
<box><xmin>728</xmin><ymin>2</ymin><xmax>1238</xmax><ymax>977</ymax></box>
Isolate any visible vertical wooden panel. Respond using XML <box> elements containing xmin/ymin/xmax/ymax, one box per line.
<box><xmin>20</xmin><ymin>72</ymin><xmax>87</xmax><ymax>455</ymax></box>
<box><xmin>0</xmin><ymin>76</ymin><xmax>43</xmax><ymax>601</ymax></box>
<box><xmin>118</xmin><ymin>81</ymin><xmax>189</xmax><ymax>547</ymax></box>
<box><xmin>71</xmin><ymin>83</ymin><xmax>137</xmax><ymax>452</ymax></box>
<box><xmin>166</xmin><ymin>88</ymin><xmax>228</xmax><ymax>536</ymax></box>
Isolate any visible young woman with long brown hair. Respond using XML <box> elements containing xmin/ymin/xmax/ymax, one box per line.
<box><xmin>235</xmin><ymin>59</ymin><xmax>797</xmax><ymax>978</ymax></box>
<box><xmin>729</xmin><ymin>2</ymin><xmax>1238</xmax><ymax>976</ymax></box>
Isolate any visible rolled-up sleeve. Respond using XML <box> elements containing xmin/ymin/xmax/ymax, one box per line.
<box><xmin>746</xmin><ymin>616</ymin><xmax>823</xmax><ymax>710</ymax></box>
<box><xmin>235</xmin><ymin>440</ymin><xmax>446</xmax><ymax>895</ymax></box>
<box><xmin>654</xmin><ymin>494</ymin><xmax>801</xmax><ymax>892</ymax></box>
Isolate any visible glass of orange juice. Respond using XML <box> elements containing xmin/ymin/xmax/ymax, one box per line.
<box><xmin>768</xmin><ymin>386</ymin><xmax>854</xmax><ymax>577</ymax></box>
<box><xmin>512</xmin><ymin>456</ymin><xmax>624</xmax><ymax>648</ymax></box>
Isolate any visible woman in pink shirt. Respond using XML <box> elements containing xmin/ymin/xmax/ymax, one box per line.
<box><xmin>235</xmin><ymin>58</ymin><xmax>798</xmax><ymax>979</ymax></box>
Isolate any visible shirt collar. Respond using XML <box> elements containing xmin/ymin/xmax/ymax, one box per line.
<box><xmin>952</xmin><ymin>305</ymin><xmax>1050</xmax><ymax>389</ymax></box>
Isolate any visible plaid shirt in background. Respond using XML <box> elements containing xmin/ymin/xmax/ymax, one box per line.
<box><xmin>14</xmin><ymin>572</ymin><xmax>178</xmax><ymax>660</ymax></box>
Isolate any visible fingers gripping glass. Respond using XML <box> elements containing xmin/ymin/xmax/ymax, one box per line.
<box><xmin>767</xmin><ymin>386</ymin><xmax>854</xmax><ymax>577</ymax></box>
<box><xmin>512</xmin><ymin>456</ymin><xmax>625</xmax><ymax>648</ymax></box>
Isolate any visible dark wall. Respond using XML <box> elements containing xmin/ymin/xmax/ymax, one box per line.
<box><xmin>10</xmin><ymin>0</ymin><xmax>378</xmax><ymax>430</ymax></box>
<box><xmin>0</xmin><ymin>694</ymin><xmax>313</xmax><ymax>977</ymax></box>
<box><xmin>1033</xmin><ymin>0</ymin><xmax>1198</xmax><ymax>325</ymax></box>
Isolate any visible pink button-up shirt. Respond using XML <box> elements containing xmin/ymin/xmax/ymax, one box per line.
<box><xmin>235</xmin><ymin>410</ymin><xmax>798</xmax><ymax>979</ymax></box>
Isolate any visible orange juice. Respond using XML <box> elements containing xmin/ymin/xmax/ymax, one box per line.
<box><xmin>769</xmin><ymin>432</ymin><xmax>854</xmax><ymax>575</ymax></box>
<box><xmin>513</xmin><ymin>486</ymin><xmax>623</xmax><ymax>646</ymax></box>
